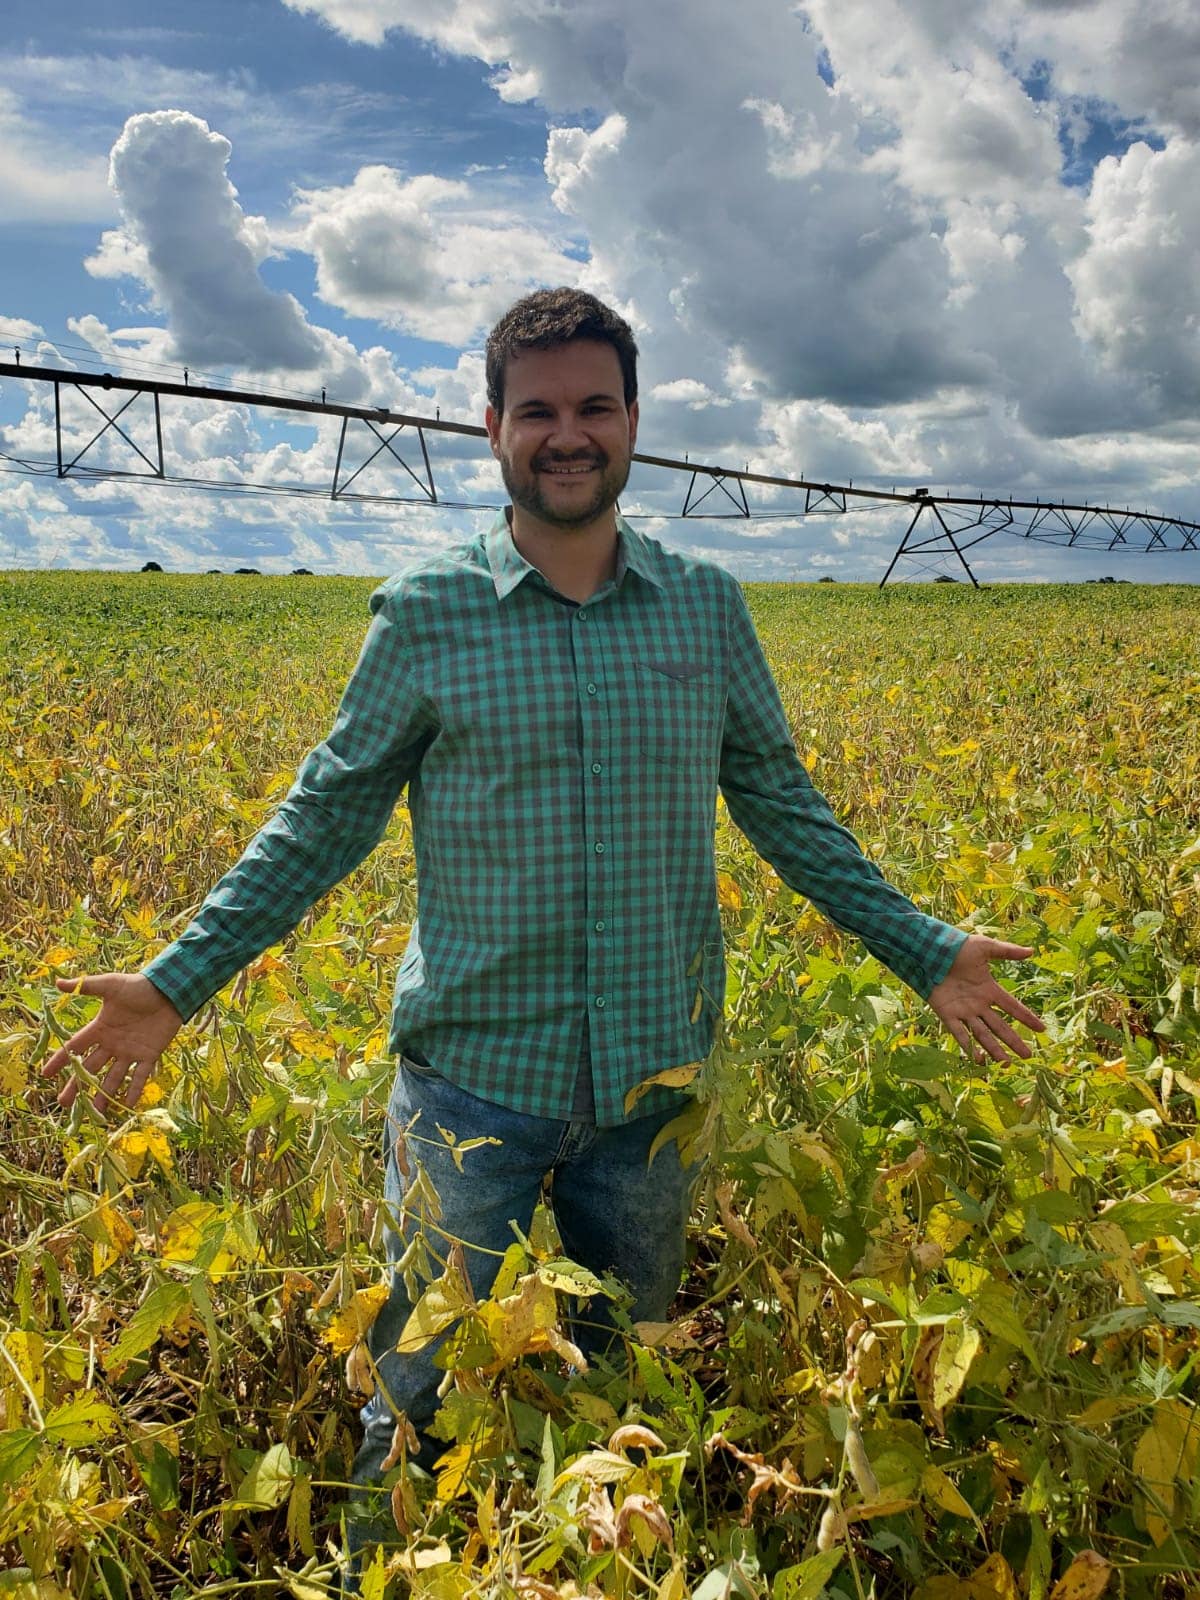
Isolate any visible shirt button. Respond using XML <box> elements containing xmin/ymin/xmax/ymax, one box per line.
<box><xmin>577</xmin><ymin>609</ymin><xmax>587</xmax><ymax>620</ymax></box>
<box><xmin>591</xmin><ymin>762</ymin><xmax>602</xmax><ymax>775</ymax></box>
<box><xmin>594</xmin><ymin>995</ymin><xmax>606</xmax><ymax>1009</ymax></box>
<box><xmin>586</xmin><ymin>682</ymin><xmax>597</xmax><ymax>695</ymax></box>
<box><xmin>594</xmin><ymin>920</ymin><xmax>606</xmax><ymax>932</ymax></box>
<box><xmin>594</xmin><ymin>842</ymin><xmax>605</xmax><ymax>854</ymax></box>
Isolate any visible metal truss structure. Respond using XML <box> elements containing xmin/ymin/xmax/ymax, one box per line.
<box><xmin>3</xmin><ymin>359</ymin><xmax>1198</xmax><ymax>584</ymax></box>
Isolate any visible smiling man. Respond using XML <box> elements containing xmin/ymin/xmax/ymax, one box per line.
<box><xmin>43</xmin><ymin>287</ymin><xmax>1042</xmax><ymax>1574</ymax></box>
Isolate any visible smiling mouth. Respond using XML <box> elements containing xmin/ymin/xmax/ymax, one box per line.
<box><xmin>536</xmin><ymin>460</ymin><xmax>601</xmax><ymax>476</ymax></box>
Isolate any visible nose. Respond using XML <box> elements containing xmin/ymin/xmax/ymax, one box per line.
<box><xmin>545</xmin><ymin>410</ymin><xmax>592</xmax><ymax>454</ymax></box>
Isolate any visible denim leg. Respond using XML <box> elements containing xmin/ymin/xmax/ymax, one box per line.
<box><xmin>355</xmin><ymin>1063</ymin><xmax>556</xmax><ymax>1472</ymax></box>
<box><xmin>552</xmin><ymin>1099</ymin><xmax>701</xmax><ymax>1356</ymax></box>
<box><xmin>346</xmin><ymin>1063</ymin><xmax>554</xmax><ymax>1561</ymax></box>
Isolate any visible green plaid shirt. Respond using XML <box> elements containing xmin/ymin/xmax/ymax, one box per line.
<box><xmin>144</xmin><ymin>513</ymin><xmax>966</xmax><ymax>1125</ymax></box>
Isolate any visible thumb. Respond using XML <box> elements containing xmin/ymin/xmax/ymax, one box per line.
<box><xmin>974</xmin><ymin>939</ymin><xmax>1034</xmax><ymax>961</ymax></box>
<box><xmin>54</xmin><ymin>974</ymin><xmax>113</xmax><ymax>998</ymax></box>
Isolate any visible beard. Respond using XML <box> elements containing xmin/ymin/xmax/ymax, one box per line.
<box><xmin>497</xmin><ymin>446</ymin><xmax>632</xmax><ymax>531</ymax></box>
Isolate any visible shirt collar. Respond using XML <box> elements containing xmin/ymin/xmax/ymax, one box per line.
<box><xmin>485</xmin><ymin>509</ymin><xmax>666</xmax><ymax>600</ymax></box>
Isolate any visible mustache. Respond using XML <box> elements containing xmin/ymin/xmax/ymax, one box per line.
<box><xmin>533</xmin><ymin>452</ymin><xmax>606</xmax><ymax>468</ymax></box>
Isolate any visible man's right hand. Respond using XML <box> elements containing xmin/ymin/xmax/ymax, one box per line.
<box><xmin>41</xmin><ymin>974</ymin><xmax>184</xmax><ymax>1112</ymax></box>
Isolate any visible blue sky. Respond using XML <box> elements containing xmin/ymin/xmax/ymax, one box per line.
<box><xmin>2</xmin><ymin>0</ymin><xmax>1199</xmax><ymax>581</ymax></box>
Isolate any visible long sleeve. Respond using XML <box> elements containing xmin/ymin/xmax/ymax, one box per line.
<box><xmin>143</xmin><ymin>589</ymin><xmax>437</xmax><ymax>1020</ymax></box>
<box><xmin>717</xmin><ymin>580</ymin><xmax>965</xmax><ymax>997</ymax></box>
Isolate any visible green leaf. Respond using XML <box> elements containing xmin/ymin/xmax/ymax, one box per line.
<box><xmin>132</xmin><ymin>1438</ymin><xmax>180</xmax><ymax>1512</ymax></box>
<box><xmin>397</xmin><ymin>1268</ymin><xmax>476</xmax><ymax>1354</ymax></box>
<box><xmin>1025</xmin><ymin>1190</ymin><xmax>1083</xmax><ymax>1225</ymax></box>
<box><xmin>772</xmin><ymin>1549</ymin><xmax>844</xmax><ymax>1600</ymax></box>
<box><xmin>1162</xmin><ymin>1302</ymin><xmax>1200</xmax><ymax>1329</ymax></box>
<box><xmin>231</xmin><ymin>1441</ymin><xmax>296</xmax><ymax>1509</ymax></box>
<box><xmin>695</xmin><ymin>1561</ymin><xmax>760</xmax><ymax>1600</ymax></box>
<box><xmin>1098</xmin><ymin>1201</ymin><xmax>1198</xmax><ymax>1245</ymax></box>
<box><xmin>0</xmin><ymin>1428</ymin><xmax>42</xmax><ymax>1488</ymax></box>
<box><xmin>971</xmin><ymin>1280</ymin><xmax>1041</xmax><ymax>1369</ymax></box>
<box><xmin>42</xmin><ymin>1391</ymin><xmax>120</xmax><ymax>1447</ymax></box>
<box><xmin>361</xmin><ymin>1548</ymin><xmax>387</xmax><ymax>1600</ymax></box>
<box><xmin>107</xmin><ymin>1282</ymin><xmax>191</xmax><ymax>1370</ymax></box>
<box><xmin>1084</xmin><ymin>1306</ymin><xmax>1151</xmax><ymax>1339</ymax></box>
<box><xmin>285</xmin><ymin>1466</ymin><xmax>315</xmax><ymax>1556</ymax></box>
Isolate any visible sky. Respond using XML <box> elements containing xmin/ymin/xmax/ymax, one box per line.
<box><xmin>2</xmin><ymin>0</ymin><xmax>1199</xmax><ymax>582</ymax></box>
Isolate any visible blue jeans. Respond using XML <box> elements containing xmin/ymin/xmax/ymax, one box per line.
<box><xmin>345</xmin><ymin>1058</ymin><xmax>699</xmax><ymax>1559</ymax></box>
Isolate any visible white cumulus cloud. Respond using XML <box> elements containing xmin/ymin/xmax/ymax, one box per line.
<box><xmin>87</xmin><ymin>110</ymin><xmax>325</xmax><ymax>372</ymax></box>
<box><xmin>290</xmin><ymin>164</ymin><xmax>583</xmax><ymax>345</ymax></box>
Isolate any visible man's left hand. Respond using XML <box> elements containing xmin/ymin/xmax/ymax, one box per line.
<box><xmin>927</xmin><ymin>935</ymin><xmax>1045</xmax><ymax>1063</ymax></box>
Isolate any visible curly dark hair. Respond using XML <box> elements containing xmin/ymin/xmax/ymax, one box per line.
<box><xmin>485</xmin><ymin>287</ymin><xmax>639</xmax><ymax>414</ymax></box>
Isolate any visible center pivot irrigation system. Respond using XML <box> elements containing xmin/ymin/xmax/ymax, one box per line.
<box><xmin>2</xmin><ymin>358</ymin><xmax>1198</xmax><ymax>584</ymax></box>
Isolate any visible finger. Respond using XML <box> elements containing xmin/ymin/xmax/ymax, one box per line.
<box><xmin>991</xmin><ymin>990</ymin><xmax>1045</xmax><ymax>1032</ymax></box>
<box><xmin>124</xmin><ymin>1060</ymin><xmax>156</xmax><ymax>1109</ymax></box>
<box><xmin>943</xmin><ymin>1015</ymin><xmax>987</xmax><ymax>1066</ymax></box>
<box><xmin>41</xmin><ymin>1021</ymin><xmax>103</xmax><ymax>1079</ymax></box>
<box><xmin>42</xmin><ymin>1043</ymin><xmax>77</xmax><ymax>1079</ymax></box>
<box><xmin>977</xmin><ymin>1008</ymin><xmax>1033</xmax><ymax>1061</ymax></box>
<box><xmin>969</xmin><ymin>1014</ymin><xmax>1017</xmax><ymax>1065</ymax></box>
<box><xmin>55</xmin><ymin>974</ymin><xmax>103</xmax><ymax>997</ymax></box>
<box><xmin>978</xmin><ymin>941</ymin><xmax>1034</xmax><ymax>961</ymax></box>
<box><xmin>79</xmin><ymin>1044</ymin><xmax>115</xmax><ymax>1080</ymax></box>
<box><xmin>57</xmin><ymin>1045</ymin><xmax>114</xmax><ymax>1110</ymax></box>
<box><xmin>94</xmin><ymin>1057</ymin><xmax>135</xmax><ymax>1114</ymax></box>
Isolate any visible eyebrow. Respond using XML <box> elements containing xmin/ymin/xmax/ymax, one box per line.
<box><xmin>511</xmin><ymin>392</ymin><xmax>620</xmax><ymax>410</ymax></box>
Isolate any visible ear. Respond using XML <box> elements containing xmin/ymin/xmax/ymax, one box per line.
<box><xmin>627</xmin><ymin>397</ymin><xmax>639</xmax><ymax>452</ymax></box>
<box><xmin>485</xmin><ymin>404</ymin><xmax>502</xmax><ymax>459</ymax></box>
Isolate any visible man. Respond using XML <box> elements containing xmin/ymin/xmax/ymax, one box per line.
<box><xmin>43</xmin><ymin>287</ymin><xmax>1042</xmax><ymax>1543</ymax></box>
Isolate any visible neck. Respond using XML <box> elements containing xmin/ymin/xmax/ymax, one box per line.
<box><xmin>509</xmin><ymin>508</ymin><xmax>620</xmax><ymax>603</ymax></box>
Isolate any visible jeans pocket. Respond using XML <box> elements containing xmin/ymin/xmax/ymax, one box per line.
<box><xmin>400</xmin><ymin>1052</ymin><xmax>442</xmax><ymax>1080</ymax></box>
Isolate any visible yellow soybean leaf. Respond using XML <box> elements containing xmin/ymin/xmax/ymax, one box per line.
<box><xmin>537</xmin><ymin>1259</ymin><xmax>605</xmax><ymax>1297</ymax></box>
<box><xmin>1165</xmin><ymin>1137</ymin><xmax>1200</xmax><ymax>1167</ymax></box>
<box><xmin>922</xmin><ymin>1465</ymin><xmax>980</xmax><ymax>1524</ymax></box>
<box><xmin>932</xmin><ymin>1318</ymin><xmax>981</xmax><ymax>1416</ymax></box>
<box><xmin>112</xmin><ymin>1123</ymin><xmax>173</xmax><ymax>1179</ymax></box>
<box><xmin>1047</xmin><ymin>1550</ymin><xmax>1113</xmax><ymax>1600</ymax></box>
<box><xmin>434</xmin><ymin>1441</ymin><xmax>483</xmax><ymax>1501</ymax></box>
<box><xmin>397</xmin><ymin>1266</ymin><xmax>475</xmax><ymax>1354</ymax></box>
<box><xmin>286</xmin><ymin>1029</ymin><xmax>335</xmax><ymax>1060</ymax></box>
<box><xmin>159</xmin><ymin>1201</ymin><xmax>250</xmax><ymax>1276</ymax></box>
<box><xmin>972</xmin><ymin>1554</ymin><xmax>1020</xmax><ymax>1600</ymax></box>
<box><xmin>0</xmin><ymin>1032</ymin><xmax>31</xmax><ymax>1095</ymax></box>
<box><xmin>656</xmin><ymin>1563</ymin><xmax>688</xmax><ymax>1600</ymax></box>
<box><xmin>624</xmin><ymin>1062</ymin><xmax>702</xmax><ymax>1114</ymax></box>
<box><xmin>716</xmin><ymin>872</ymin><xmax>743</xmax><ymax>911</ymax></box>
<box><xmin>2</xmin><ymin>1329</ymin><xmax>46</xmax><ymax>1407</ymax></box>
<box><xmin>913</xmin><ymin>1554</ymin><xmax>1021</xmax><ymax>1600</ymax></box>
<box><xmin>477</xmin><ymin>1273</ymin><xmax>558</xmax><ymax>1366</ymax></box>
<box><xmin>1132</xmin><ymin>1398</ymin><xmax>1198</xmax><ymax>1545</ymax></box>
<box><xmin>476</xmin><ymin>1477</ymin><xmax>497</xmax><ymax>1545</ymax></box>
<box><xmin>322</xmin><ymin>1283</ymin><xmax>390</xmax><ymax>1355</ymax></box>
<box><xmin>92</xmin><ymin>1196</ymin><xmax>137</xmax><ymax>1277</ymax></box>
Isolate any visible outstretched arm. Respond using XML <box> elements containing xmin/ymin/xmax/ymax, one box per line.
<box><xmin>926</xmin><ymin>935</ymin><xmax>1044</xmax><ymax>1063</ymax></box>
<box><xmin>716</xmin><ymin>575</ymin><xmax>1044</xmax><ymax>1053</ymax></box>
<box><xmin>42</xmin><ymin>583</ymin><xmax>434</xmax><ymax>1112</ymax></box>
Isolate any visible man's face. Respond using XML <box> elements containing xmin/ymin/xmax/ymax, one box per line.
<box><xmin>486</xmin><ymin>340</ymin><xmax>638</xmax><ymax>534</ymax></box>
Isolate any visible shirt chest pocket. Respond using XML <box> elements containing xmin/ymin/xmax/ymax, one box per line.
<box><xmin>636</xmin><ymin>659</ymin><xmax>724</xmax><ymax>766</ymax></box>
